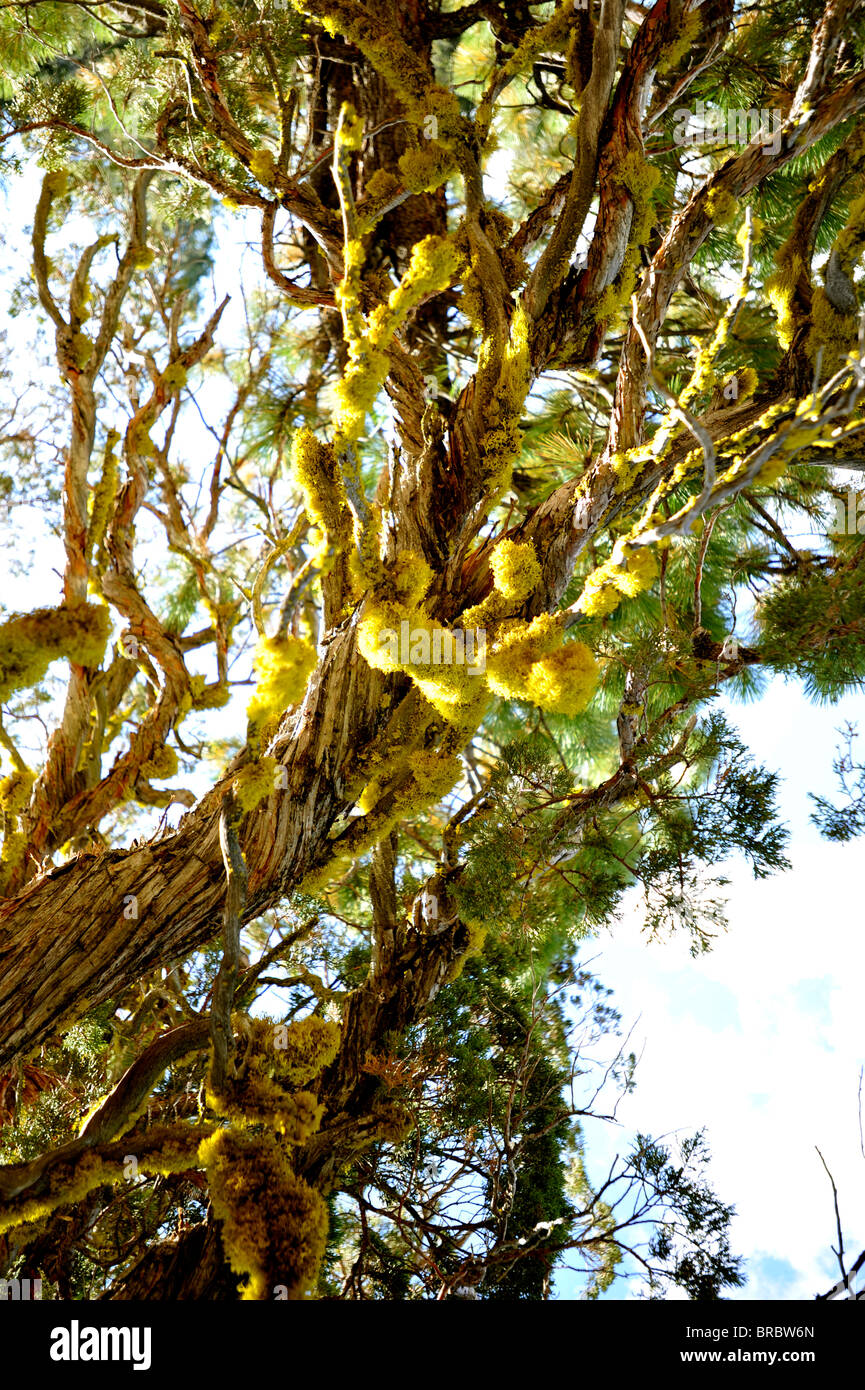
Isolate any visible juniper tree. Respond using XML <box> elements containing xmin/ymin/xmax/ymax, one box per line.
<box><xmin>0</xmin><ymin>0</ymin><xmax>863</xmax><ymax>1299</ymax></box>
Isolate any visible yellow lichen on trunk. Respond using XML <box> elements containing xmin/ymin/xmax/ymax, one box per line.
<box><xmin>199</xmin><ymin>1128</ymin><xmax>329</xmax><ymax>1301</ymax></box>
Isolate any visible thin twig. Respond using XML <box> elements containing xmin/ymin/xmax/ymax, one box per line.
<box><xmin>815</xmin><ymin>1145</ymin><xmax>847</xmax><ymax>1286</ymax></box>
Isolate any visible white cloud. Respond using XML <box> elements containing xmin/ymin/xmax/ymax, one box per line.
<box><xmin>576</xmin><ymin>680</ymin><xmax>865</xmax><ymax>1300</ymax></box>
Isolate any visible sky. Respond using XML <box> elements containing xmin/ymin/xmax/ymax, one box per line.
<box><xmin>567</xmin><ymin>675</ymin><xmax>865</xmax><ymax>1301</ymax></box>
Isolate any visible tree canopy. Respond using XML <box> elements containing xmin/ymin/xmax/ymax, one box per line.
<box><xmin>0</xmin><ymin>0</ymin><xmax>864</xmax><ymax>1300</ymax></box>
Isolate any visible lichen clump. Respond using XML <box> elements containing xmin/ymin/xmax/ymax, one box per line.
<box><xmin>246</xmin><ymin>633</ymin><xmax>317</xmax><ymax>731</ymax></box>
<box><xmin>190</xmin><ymin>674</ymin><xmax>230</xmax><ymax>709</ymax></box>
<box><xmin>86</xmin><ymin>430</ymin><xmax>119</xmax><ymax>569</ymax></box>
<box><xmin>593</xmin><ymin>153</ymin><xmax>662</xmax><ymax>324</ymax></box>
<box><xmin>657</xmin><ymin>8</ymin><xmax>701</xmax><ymax>72</ymax></box>
<box><xmin>140</xmin><ymin>744</ymin><xmax>178</xmax><ymax>781</ymax></box>
<box><xmin>357</xmin><ymin>554</ymin><xmax>489</xmax><ymax>728</ymax></box>
<box><xmin>398</xmin><ymin>143</ymin><xmax>454</xmax><ymax>194</ymax></box>
<box><xmin>486</xmin><ymin>613</ymin><xmax>600</xmax><ymax>717</ymax></box>
<box><xmin>199</xmin><ymin>1013</ymin><xmax>340</xmax><ymax>1297</ymax></box>
<box><xmin>358</xmin><ymin>544</ymin><xmax>601</xmax><ymax>724</ymax></box>
<box><xmin>199</xmin><ymin>1128</ymin><xmax>328</xmax><ymax>1301</ymax></box>
<box><xmin>705</xmin><ymin>187</ymin><xmax>738</xmax><ymax>226</ymax></box>
<box><xmin>808</xmin><ymin>286</ymin><xmax>858</xmax><ymax>374</ymax></box>
<box><xmin>268</xmin><ymin>1015</ymin><xmax>342</xmax><ymax>1086</ymax></box>
<box><xmin>207</xmin><ymin>1077</ymin><xmax>323</xmax><ymax>1145</ymax></box>
<box><xmin>249</xmin><ymin>148</ymin><xmax>277</xmax><ymax>186</ymax></box>
<box><xmin>0</xmin><ymin>603</ymin><xmax>111</xmax><ymax>702</ymax></box>
<box><xmin>475</xmin><ymin>302</ymin><xmax>532</xmax><ymax>496</ymax></box>
<box><xmin>356</xmin><ymin>748</ymin><xmax>464</xmax><ymax>826</ymax></box>
<box><xmin>0</xmin><ymin>1126</ymin><xmax>204</xmax><ymax>1235</ymax></box>
<box><xmin>334</xmin><ymin>233</ymin><xmax>459</xmax><ymax>454</ymax></box>
<box><xmin>206</xmin><ymin>1015</ymin><xmax>340</xmax><ymax>1139</ymax></box>
<box><xmin>0</xmin><ymin>766</ymin><xmax>35</xmax><ymax>892</ymax></box>
<box><xmin>576</xmin><ymin>547</ymin><xmax>658</xmax><ymax>618</ymax></box>
<box><xmin>726</xmin><ymin>366</ymin><xmax>759</xmax><ymax>401</ymax></box>
<box><xmin>232</xmin><ymin>757</ymin><xmax>281</xmax><ymax>814</ymax></box>
<box><xmin>766</xmin><ymin>248</ymin><xmax>805</xmax><ymax>351</ymax></box>
<box><xmin>160</xmin><ymin>362</ymin><xmax>188</xmax><ymax>393</ymax></box>
<box><xmin>802</xmin><ymin>181</ymin><xmax>865</xmax><ymax>371</ymax></box>
<box><xmin>490</xmin><ymin>538</ymin><xmax>542</xmax><ymax>601</ymax></box>
<box><xmin>291</xmin><ymin>429</ymin><xmax>351</xmax><ymax>548</ymax></box>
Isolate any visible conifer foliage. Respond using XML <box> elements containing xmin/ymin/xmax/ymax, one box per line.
<box><xmin>0</xmin><ymin>0</ymin><xmax>863</xmax><ymax>1299</ymax></box>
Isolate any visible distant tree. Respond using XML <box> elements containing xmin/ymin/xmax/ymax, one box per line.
<box><xmin>0</xmin><ymin>0</ymin><xmax>863</xmax><ymax>1298</ymax></box>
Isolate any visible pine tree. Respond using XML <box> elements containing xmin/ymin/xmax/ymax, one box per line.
<box><xmin>0</xmin><ymin>0</ymin><xmax>863</xmax><ymax>1299</ymax></box>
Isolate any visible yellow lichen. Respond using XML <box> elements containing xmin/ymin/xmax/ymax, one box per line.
<box><xmin>766</xmin><ymin>250</ymin><xmax>804</xmax><ymax>351</ymax></box>
<box><xmin>0</xmin><ymin>766</ymin><xmax>35</xmax><ymax>891</ymax></box>
<box><xmin>489</xmin><ymin>538</ymin><xmax>542</xmax><ymax>602</ymax></box>
<box><xmin>475</xmin><ymin>3</ymin><xmax>572</xmax><ymax>140</ymax></box>
<box><xmin>199</xmin><ymin>1128</ymin><xmax>328</xmax><ymax>1301</ymax></box>
<box><xmin>357</xmin><ymin>595</ymin><xmax>489</xmax><ymax>726</ymax></box>
<box><xmin>266</xmin><ymin>1015</ymin><xmax>341</xmax><ymax>1087</ymax></box>
<box><xmin>140</xmin><ymin>744</ymin><xmax>178</xmax><ymax>781</ymax></box>
<box><xmin>291</xmin><ymin>429</ymin><xmax>352</xmax><ymax>560</ymax></box>
<box><xmin>300</xmin><ymin>852</ymin><xmax>352</xmax><ymax>896</ymax></box>
<box><xmin>246</xmin><ymin>634</ymin><xmax>316</xmax><ymax>731</ymax></box>
<box><xmin>0</xmin><ymin>1126</ymin><xmax>205</xmax><ymax>1235</ymax></box>
<box><xmin>593</xmin><ymin>153</ymin><xmax>661</xmax><ymax>324</ymax></box>
<box><xmin>0</xmin><ymin>604</ymin><xmax>110</xmax><ymax>702</ymax></box>
<box><xmin>389</xmin><ymin>549</ymin><xmax>435</xmax><ymax>607</ymax></box>
<box><xmin>0</xmin><ymin>767</ymin><xmax>33</xmax><ymax>817</ymax></box>
<box><xmin>206</xmin><ymin>1075</ymin><xmax>324</xmax><ymax>1144</ymax></box>
<box><xmin>486</xmin><ymin>613</ymin><xmax>600</xmax><ymax>716</ymax></box>
<box><xmin>356</xmin><ymin>169</ymin><xmax>402</xmax><ymax>230</ymax></box>
<box><xmin>657</xmin><ymin>8</ymin><xmax>701</xmax><ymax>72</ymax></box>
<box><xmin>190</xmin><ymin>674</ymin><xmax>230</xmax><ymax>709</ymax></box>
<box><xmin>344</xmin><ymin>746</ymin><xmax>464</xmax><ymax>850</ymax></box>
<box><xmin>575</xmin><ymin>546</ymin><xmax>657</xmax><ymax>617</ymax></box>
<box><xmin>833</xmin><ymin>186</ymin><xmax>865</xmax><ymax>277</ymax></box>
<box><xmin>232</xmin><ymin>756</ymin><xmax>280</xmax><ymax>813</ymax></box>
<box><xmin>370</xmin><ymin>236</ymin><xmax>461</xmax><ymax>346</ymax></box>
<box><xmin>289</xmin><ymin>1</ymin><xmax>464</xmax><ymax>159</ymax></box>
<box><xmin>397</xmin><ymin>143</ymin><xmax>454</xmax><ymax>194</ymax></box>
<box><xmin>476</xmin><ymin>301</ymin><xmax>532</xmax><ymax>496</ymax></box>
<box><xmin>575</xmin><ymin>580</ymin><xmax>623</xmax><ymax>617</ymax></box>
<box><xmin>160</xmin><ymin>362</ymin><xmax>188</xmax><ymax>393</ymax></box>
<box><xmin>705</xmin><ymin>187</ymin><xmax>738</xmax><ymax>226</ymax></box>
<box><xmin>404</xmin><ymin>748</ymin><xmax>463</xmax><ymax>810</ymax></box>
<box><xmin>808</xmin><ymin>287</ymin><xmax>858</xmax><ymax>374</ymax></box>
<box><xmin>85</xmin><ymin>430</ymin><xmax>119</xmax><ymax>568</ymax></box>
<box><xmin>363</xmin><ymin>168</ymin><xmax>399</xmax><ymax>202</ymax></box>
<box><xmin>366</xmin><ymin>1099</ymin><xmax>414</xmax><ymax>1143</ymax></box>
<box><xmin>249</xmin><ymin>149</ymin><xmax>277</xmax><ymax>186</ymax></box>
<box><xmin>725</xmin><ymin>366</ymin><xmax>758</xmax><ymax>401</ymax></box>
<box><xmin>737</xmin><ymin>215</ymin><xmax>764</xmax><ymax>250</ymax></box>
<box><xmin>70</xmin><ymin>332</ymin><xmax>93</xmax><ymax>370</ymax></box>
<box><xmin>755</xmin><ymin>455</ymin><xmax>789</xmax><ymax>486</ymax></box>
<box><xmin>618</xmin><ymin>547</ymin><xmax>658</xmax><ymax>594</ymax></box>
<box><xmin>204</xmin><ymin>1012</ymin><xmax>340</xmax><ymax>1157</ymax></box>
<box><xmin>443</xmin><ymin>918</ymin><xmax>488</xmax><ymax>984</ymax></box>
<box><xmin>334</xmin><ymin>232</ymin><xmax>459</xmax><ymax>455</ymax></box>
